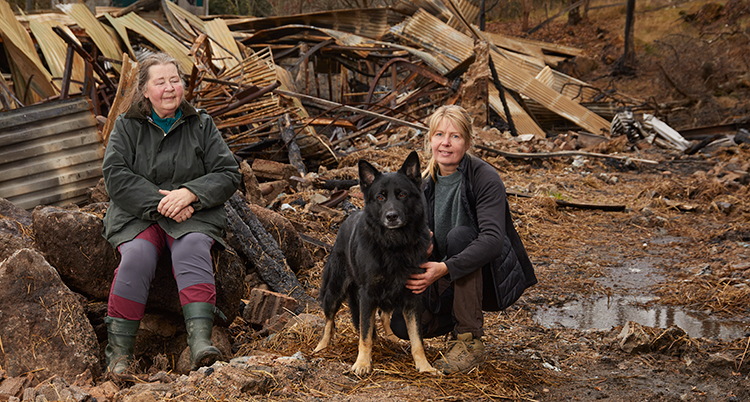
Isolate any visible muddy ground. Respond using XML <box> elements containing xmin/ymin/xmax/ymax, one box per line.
<box><xmin>214</xmin><ymin>3</ymin><xmax>750</xmax><ymax>401</ymax></box>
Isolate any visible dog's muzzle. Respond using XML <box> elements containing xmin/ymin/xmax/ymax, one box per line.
<box><xmin>383</xmin><ymin>210</ymin><xmax>405</xmax><ymax>229</ymax></box>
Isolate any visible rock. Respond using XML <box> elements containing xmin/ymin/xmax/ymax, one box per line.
<box><xmin>247</xmin><ymin>204</ymin><xmax>314</xmax><ymax>273</ymax></box>
<box><xmin>617</xmin><ymin>321</ymin><xmax>651</xmax><ymax>354</ymax></box>
<box><xmin>650</xmin><ymin>325</ymin><xmax>689</xmax><ymax>356</ymax></box>
<box><xmin>31</xmin><ymin>204</ymin><xmax>244</xmax><ymax>327</ymax></box>
<box><xmin>705</xmin><ymin>352</ymin><xmax>736</xmax><ymax>377</ymax></box>
<box><xmin>35</xmin><ymin>377</ymin><xmax>91</xmax><ymax>402</ymax></box>
<box><xmin>31</xmin><ymin>204</ymin><xmax>118</xmax><ymax>300</ymax></box>
<box><xmin>0</xmin><ymin>198</ymin><xmax>33</xmax><ymax>262</ymax></box>
<box><xmin>0</xmin><ymin>249</ymin><xmax>101</xmax><ymax>381</ymax></box>
<box><xmin>0</xmin><ymin>376</ymin><xmax>26</xmax><ymax>400</ymax></box>
<box><xmin>734</xmin><ymin>128</ymin><xmax>750</xmax><ymax>145</ymax></box>
<box><xmin>87</xmin><ymin>178</ymin><xmax>109</xmax><ymax>204</ymax></box>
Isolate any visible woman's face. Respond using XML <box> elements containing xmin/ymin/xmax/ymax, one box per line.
<box><xmin>144</xmin><ymin>63</ymin><xmax>183</xmax><ymax>118</ymax></box>
<box><xmin>430</xmin><ymin>117</ymin><xmax>469</xmax><ymax>176</ymax></box>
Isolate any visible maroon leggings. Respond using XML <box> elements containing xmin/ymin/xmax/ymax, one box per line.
<box><xmin>108</xmin><ymin>224</ymin><xmax>216</xmax><ymax>320</ymax></box>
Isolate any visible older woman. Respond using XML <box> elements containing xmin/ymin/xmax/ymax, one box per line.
<box><xmin>390</xmin><ymin>105</ymin><xmax>536</xmax><ymax>374</ymax></box>
<box><xmin>102</xmin><ymin>52</ymin><xmax>240</xmax><ymax>374</ymax></box>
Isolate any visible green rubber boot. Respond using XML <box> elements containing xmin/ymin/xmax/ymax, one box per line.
<box><xmin>183</xmin><ymin>302</ymin><xmax>222</xmax><ymax>370</ymax></box>
<box><xmin>104</xmin><ymin>316</ymin><xmax>140</xmax><ymax>374</ymax></box>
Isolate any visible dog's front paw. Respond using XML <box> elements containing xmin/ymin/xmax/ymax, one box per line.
<box><xmin>351</xmin><ymin>359</ymin><xmax>372</xmax><ymax>376</ymax></box>
<box><xmin>416</xmin><ymin>362</ymin><xmax>441</xmax><ymax>375</ymax></box>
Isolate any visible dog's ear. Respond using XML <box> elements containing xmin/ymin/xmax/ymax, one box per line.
<box><xmin>398</xmin><ymin>151</ymin><xmax>421</xmax><ymax>184</ymax></box>
<box><xmin>358</xmin><ymin>159</ymin><xmax>380</xmax><ymax>196</ymax></box>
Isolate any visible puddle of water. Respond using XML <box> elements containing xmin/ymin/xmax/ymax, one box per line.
<box><xmin>535</xmin><ymin>295</ymin><xmax>748</xmax><ymax>340</ymax></box>
<box><xmin>534</xmin><ymin>254</ymin><xmax>749</xmax><ymax>341</ymax></box>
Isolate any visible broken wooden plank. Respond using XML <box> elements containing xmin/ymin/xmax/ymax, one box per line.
<box><xmin>102</xmin><ymin>53</ymin><xmax>139</xmax><ymax>146</ymax></box>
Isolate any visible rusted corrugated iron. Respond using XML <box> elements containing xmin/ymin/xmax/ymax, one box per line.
<box><xmin>57</xmin><ymin>3</ymin><xmax>124</xmax><ymax>73</ymax></box>
<box><xmin>0</xmin><ymin>97</ymin><xmax>103</xmax><ymax>210</ymax></box>
<box><xmin>394</xmin><ymin>9</ymin><xmax>610</xmax><ymax>136</ymax></box>
<box><xmin>225</xmin><ymin>8</ymin><xmax>392</xmax><ymax>40</ymax></box>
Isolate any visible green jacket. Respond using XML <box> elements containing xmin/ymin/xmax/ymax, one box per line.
<box><xmin>102</xmin><ymin>100</ymin><xmax>240</xmax><ymax>248</ymax></box>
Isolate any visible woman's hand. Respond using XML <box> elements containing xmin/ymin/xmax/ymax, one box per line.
<box><xmin>406</xmin><ymin>261</ymin><xmax>448</xmax><ymax>294</ymax></box>
<box><xmin>172</xmin><ymin>205</ymin><xmax>194</xmax><ymax>223</ymax></box>
<box><xmin>158</xmin><ymin>188</ymin><xmax>198</xmax><ymax>219</ymax></box>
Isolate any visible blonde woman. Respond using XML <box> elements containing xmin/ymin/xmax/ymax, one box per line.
<box><xmin>389</xmin><ymin>105</ymin><xmax>536</xmax><ymax>374</ymax></box>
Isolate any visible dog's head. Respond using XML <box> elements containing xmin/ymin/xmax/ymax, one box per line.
<box><xmin>358</xmin><ymin>151</ymin><xmax>423</xmax><ymax>229</ymax></box>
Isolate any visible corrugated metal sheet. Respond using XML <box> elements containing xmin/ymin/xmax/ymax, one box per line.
<box><xmin>0</xmin><ymin>0</ymin><xmax>57</xmax><ymax>102</ymax></box>
<box><xmin>0</xmin><ymin>97</ymin><xmax>103</xmax><ymax>210</ymax></box>
<box><xmin>58</xmin><ymin>3</ymin><xmax>124</xmax><ymax>73</ymax></box>
<box><xmin>394</xmin><ymin>10</ymin><xmax>611</xmax><ymax>135</ymax></box>
<box><xmin>205</xmin><ymin>19</ymin><xmax>241</xmax><ymax>71</ymax></box>
<box><xmin>107</xmin><ymin>11</ymin><xmax>195</xmax><ymax>73</ymax></box>
<box><xmin>225</xmin><ymin>8</ymin><xmax>391</xmax><ymax>40</ymax></box>
<box><xmin>28</xmin><ymin>19</ymin><xmax>86</xmax><ymax>95</ymax></box>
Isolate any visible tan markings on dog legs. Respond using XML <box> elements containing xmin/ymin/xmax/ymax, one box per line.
<box><xmin>405</xmin><ymin>313</ymin><xmax>439</xmax><ymax>374</ymax></box>
<box><xmin>314</xmin><ymin>318</ymin><xmax>335</xmax><ymax>353</ymax></box>
<box><xmin>351</xmin><ymin>309</ymin><xmax>377</xmax><ymax>376</ymax></box>
<box><xmin>379</xmin><ymin>310</ymin><xmax>400</xmax><ymax>342</ymax></box>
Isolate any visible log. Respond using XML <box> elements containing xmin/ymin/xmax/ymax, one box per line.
<box><xmin>225</xmin><ymin>194</ymin><xmax>317</xmax><ymax>311</ymax></box>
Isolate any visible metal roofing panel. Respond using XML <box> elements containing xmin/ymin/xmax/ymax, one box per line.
<box><xmin>28</xmin><ymin>20</ymin><xmax>86</xmax><ymax>95</ymax></box>
<box><xmin>205</xmin><ymin>19</ymin><xmax>240</xmax><ymax>70</ymax></box>
<box><xmin>109</xmin><ymin>11</ymin><xmax>195</xmax><ymax>73</ymax></box>
<box><xmin>489</xmin><ymin>86</ymin><xmax>545</xmax><ymax>138</ymax></box>
<box><xmin>396</xmin><ymin>9</ymin><xmax>610</xmax><ymax>135</ymax></box>
<box><xmin>58</xmin><ymin>3</ymin><xmax>124</xmax><ymax>73</ymax></box>
<box><xmin>225</xmin><ymin>8</ymin><xmax>390</xmax><ymax>40</ymax></box>
<box><xmin>0</xmin><ymin>97</ymin><xmax>103</xmax><ymax>210</ymax></box>
<box><xmin>0</xmin><ymin>0</ymin><xmax>57</xmax><ymax>100</ymax></box>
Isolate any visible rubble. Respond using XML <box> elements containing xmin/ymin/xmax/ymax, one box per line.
<box><xmin>1</xmin><ymin>0</ymin><xmax>750</xmax><ymax>401</ymax></box>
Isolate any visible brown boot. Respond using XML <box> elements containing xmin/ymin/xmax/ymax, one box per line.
<box><xmin>434</xmin><ymin>332</ymin><xmax>486</xmax><ymax>374</ymax></box>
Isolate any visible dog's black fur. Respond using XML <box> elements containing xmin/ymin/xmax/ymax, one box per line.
<box><xmin>314</xmin><ymin>151</ymin><xmax>436</xmax><ymax>375</ymax></box>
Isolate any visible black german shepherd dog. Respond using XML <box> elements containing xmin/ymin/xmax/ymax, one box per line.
<box><xmin>314</xmin><ymin>151</ymin><xmax>437</xmax><ymax>375</ymax></box>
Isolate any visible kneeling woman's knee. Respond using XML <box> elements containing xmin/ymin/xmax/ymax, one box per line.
<box><xmin>445</xmin><ymin>226</ymin><xmax>477</xmax><ymax>257</ymax></box>
<box><xmin>388</xmin><ymin>310</ymin><xmax>410</xmax><ymax>340</ymax></box>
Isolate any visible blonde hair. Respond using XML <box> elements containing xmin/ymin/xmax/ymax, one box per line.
<box><xmin>422</xmin><ymin>105</ymin><xmax>474</xmax><ymax>180</ymax></box>
<box><xmin>132</xmin><ymin>52</ymin><xmax>185</xmax><ymax>116</ymax></box>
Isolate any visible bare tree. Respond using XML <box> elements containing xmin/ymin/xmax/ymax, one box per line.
<box><xmin>613</xmin><ymin>0</ymin><xmax>636</xmax><ymax>75</ymax></box>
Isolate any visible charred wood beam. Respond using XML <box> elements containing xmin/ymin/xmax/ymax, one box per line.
<box><xmin>506</xmin><ymin>191</ymin><xmax>625</xmax><ymax>211</ymax></box>
<box><xmin>225</xmin><ymin>193</ymin><xmax>317</xmax><ymax>311</ymax></box>
<box><xmin>488</xmin><ymin>56</ymin><xmax>517</xmax><ymax>137</ymax></box>
<box><xmin>275</xmin><ymin>89</ymin><xmax>428</xmax><ymax>131</ymax></box>
<box><xmin>476</xmin><ymin>144</ymin><xmax>659</xmax><ymax>165</ymax></box>
<box><xmin>60</xmin><ymin>45</ymin><xmax>75</xmax><ymax>100</ymax></box>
